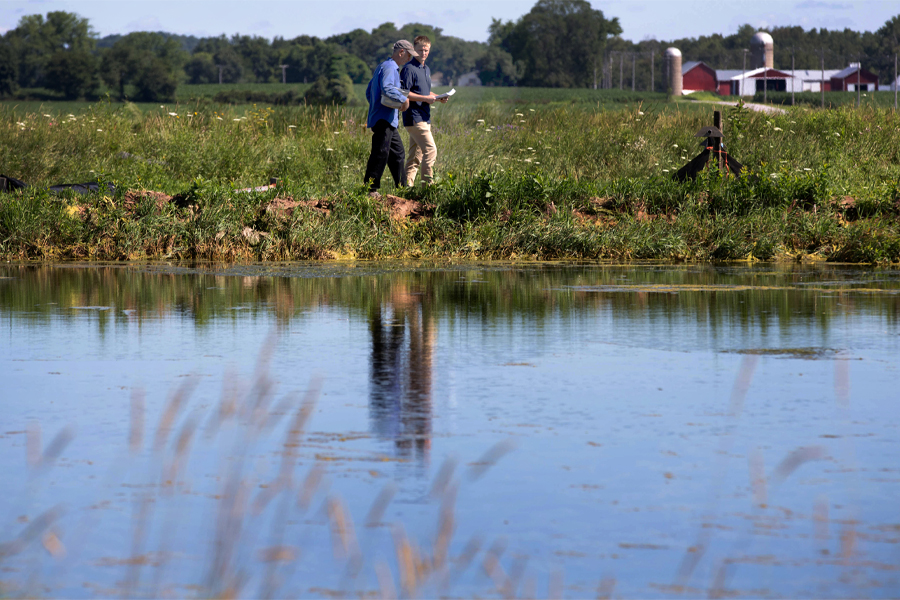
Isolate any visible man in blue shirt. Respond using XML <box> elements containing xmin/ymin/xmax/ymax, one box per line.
<box><xmin>400</xmin><ymin>36</ymin><xmax>447</xmax><ymax>186</ymax></box>
<box><xmin>363</xmin><ymin>40</ymin><xmax>417</xmax><ymax>194</ymax></box>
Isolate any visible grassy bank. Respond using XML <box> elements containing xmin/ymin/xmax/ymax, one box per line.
<box><xmin>1</xmin><ymin>97</ymin><xmax>899</xmax><ymax>262</ymax></box>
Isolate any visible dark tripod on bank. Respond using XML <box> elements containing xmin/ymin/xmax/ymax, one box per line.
<box><xmin>673</xmin><ymin>110</ymin><xmax>744</xmax><ymax>182</ymax></box>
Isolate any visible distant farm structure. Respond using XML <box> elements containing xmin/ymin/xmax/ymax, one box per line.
<box><xmin>665</xmin><ymin>31</ymin><xmax>885</xmax><ymax>97</ymax></box>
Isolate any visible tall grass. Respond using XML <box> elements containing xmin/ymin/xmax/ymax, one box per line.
<box><xmin>1</xmin><ymin>98</ymin><xmax>898</xmax><ymax>262</ymax></box>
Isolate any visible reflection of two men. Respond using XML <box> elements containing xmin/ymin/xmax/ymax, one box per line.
<box><xmin>369</xmin><ymin>285</ymin><xmax>435</xmax><ymax>463</ymax></box>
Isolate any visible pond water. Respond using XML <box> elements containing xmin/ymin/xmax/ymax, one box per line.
<box><xmin>1</xmin><ymin>261</ymin><xmax>899</xmax><ymax>599</ymax></box>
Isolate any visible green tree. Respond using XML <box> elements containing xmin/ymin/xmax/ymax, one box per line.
<box><xmin>477</xmin><ymin>46</ymin><xmax>521</xmax><ymax>86</ymax></box>
<box><xmin>5</xmin><ymin>11</ymin><xmax>96</xmax><ymax>89</ymax></box>
<box><xmin>231</xmin><ymin>35</ymin><xmax>279</xmax><ymax>82</ymax></box>
<box><xmin>491</xmin><ymin>0</ymin><xmax>621</xmax><ymax>87</ymax></box>
<box><xmin>45</xmin><ymin>49</ymin><xmax>98</xmax><ymax>98</ymax></box>
<box><xmin>100</xmin><ymin>32</ymin><xmax>184</xmax><ymax>101</ymax></box>
<box><xmin>328</xmin><ymin>53</ymin><xmax>370</xmax><ymax>83</ymax></box>
<box><xmin>279</xmin><ymin>37</ymin><xmax>336</xmax><ymax>83</ymax></box>
<box><xmin>184</xmin><ymin>52</ymin><xmax>218</xmax><ymax>84</ymax></box>
<box><xmin>0</xmin><ymin>41</ymin><xmax>19</xmax><ymax>97</ymax></box>
<box><xmin>193</xmin><ymin>36</ymin><xmax>245</xmax><ymax>82</ymax></box>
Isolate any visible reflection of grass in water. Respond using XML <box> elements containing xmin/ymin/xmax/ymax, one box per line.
<box><xmin>0</xmin><ymin>344</ymin><xmax>527</xmax><ymax>599</ymax></box>
<box><xmin>726</xmin><ymin>347</ymin><xmax>840</xmax><ymax>359</ymax></box>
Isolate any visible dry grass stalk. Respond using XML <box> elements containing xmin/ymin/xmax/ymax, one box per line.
<box><xmin>298</xmin><ymin>463</ymin><xmax>325</xmax><ymax>512</ymax></box>
<box><xmin>327</xmin><ymin>496</ymin><xmax>359</xmax><ymax>561</ymax></box>
<box><xmin>130</xmin><ymin>388</ymin><xmax>145</xmax><ymax>454</ymax></box>
<box><xmin>467</xmin><ymin>439</ymin><xmax>516</xmax><ymax>481</ymax></box>
<box><xmin>153</xmin><ymin>378</ymin><xmax>197</xmax><ymax>452</ymax></box>
<box><xmin>728</xmin><ymin>355</ymin><xmax>758</xmax><ymax>416</ymax></box>
<box><xmin>548</xmin><ymin>569</ymin><xmax>564</xmax><ymax>599</ymax></box>
<box><xmin>749</xmin><ymin>449</ymin><xmax>767</xmax><ymax>506</ymax></box>
<box><xmin>595</xmin><ymin>575</ymin><xmax>616</xmax><ymax>599</ymax></box>
<box><xmin>375</xmin><ymin>560</ymin><xmax>397</xmax><ymax>600</ymax></box>
<box><xmin>364</xmin><ymin>482</ymin><xmax>397</xmax><ymax>528</ymax></box>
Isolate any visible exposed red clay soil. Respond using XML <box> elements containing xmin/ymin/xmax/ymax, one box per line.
<box><xmin>266</xmin><ymin>196</ymin><xmax>333</xmax><ymax>218</ymax></box>
<box><xmin>379</xmin><ymin>194</ymin><xmax>435</xmax><ymax>221</ymax></box>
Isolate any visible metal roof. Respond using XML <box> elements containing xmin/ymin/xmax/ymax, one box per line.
<box><xmin>790</xmin><ymin>69</ymin><xmax>841</xmax><ymax>80</ymax></box>
<box><xmin>715</xmin><ymin>70</ymin><xmax>744</xmax><ymax>80</ymax></box>
<box><xmin>831</xmin><ymin>64</ymin><xmax>870</xmax><ymax>80</ymax></box>
<box><xmin>681</xmin><ymin>61</ymin><xmax>702</xmax><ymax>74</ymax></box>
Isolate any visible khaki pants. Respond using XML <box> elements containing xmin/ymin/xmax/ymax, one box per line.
<box><xmin>404</xmin><ymin>122</ymin><xmax>437</xmax><ymax>185</ymax></box>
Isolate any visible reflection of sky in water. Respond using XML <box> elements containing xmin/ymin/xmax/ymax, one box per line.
<box><xmin>1</xmin><ymin>263</ymin><xmax>899</xmax><ymax>598</ymax></box>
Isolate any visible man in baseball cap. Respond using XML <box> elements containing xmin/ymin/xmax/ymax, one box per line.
<box><xmin>363</xmin><ymin>40</ymin><xmax>419</xmax><ymax>194</ymax></box>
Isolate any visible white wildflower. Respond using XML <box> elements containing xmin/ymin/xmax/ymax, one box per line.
<box><xmin>97</xmin><ymin>129</ymin><xmax>102</xmax><ymax>132</ymax></box>
<box><xmin>287</xmin><ymin>124</ymin><xmax>296</xmax><ymax>128</ymax></box>
<box><xmin>773</xmin><ymin>126</ymin><xmax>783</xmax><ymax>131</ymax></box>
<box><xmin>333</xmin><ymin>131</ymin><xmax>340</xmax><ymax>134</ymax></box>
<box><xmin>672</xmin><ymin>144</ymin><xmax>678</xmax><ymax>148</ymax></box>
<box><xmin>515</xmin><ymin>113</ymin><xmax>524</xmax><ymax>117</ymax></box>
<box><xmin>168</xmin><ymin>112</ymin><xmax>177</xmax><ymax>116</ymax></box>
<box><xmin>326</xmin><ymin>148</ymin><xmax>333</xmax><ymax>152</ymax></box>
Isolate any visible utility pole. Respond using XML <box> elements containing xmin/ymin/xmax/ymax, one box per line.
<box><xmin>763</xmin><ymin>64</ymin><xmax>768</xmax><ymax>104</ymax></box>
<box><xmin>651</xmin><ymin>51</ymin><xmax>655</xmax><ymax>93</ymax></box>
<box><xmin>856</xmin><ymin>54</ymin><xmax>861</xmax><ymax>107</ymax></box>
<box><xmin>741</xmin><ymin>49</ymin><xmax>748</xmax><ymax>97</ymax></box>
<box><xmin>217</xmin><ymin>64</ymin><xmax>224</xmax><ymax>84</ymax></box>
<box><xmin>631</xmin><ymin>53</ymin><xmax>635</xmax><ymax>92</ymax></box>
<box><xmin>820</xmin><ymin>49</ymin><xmax>825</xmax><ymax>108</ymax></box>
<box><xmin>895</xmin><ymin>53</ymin><xmax>897</xmax><ymax>110</ymax></box>
<box><xmin>791</xmin><ymin>48</ymin><xmax>795</xmax><ymax>106</ymax></box>
<box><xmin>280</xmin><ymin>64</ymin><xmax>288</xmax><ymax>84</ymax></box>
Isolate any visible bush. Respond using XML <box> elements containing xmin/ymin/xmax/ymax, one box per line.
<box><xmin>303</xmin><ymin>74</ymin><xmax>357</xmax><ymax>106</ymax></box>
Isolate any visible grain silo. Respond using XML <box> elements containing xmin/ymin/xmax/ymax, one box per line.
<box><xmin>666</xmin><ymin>47</ymin><xmax>682</xmax><ymax>96</ymax></box>
<box><xmin>751</xmin><ymin>32</ymin><xmax>774</xmax><ymax>69</ymax></box>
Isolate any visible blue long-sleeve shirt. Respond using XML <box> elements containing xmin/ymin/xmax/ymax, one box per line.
<box><xmin>366</xmin><ymin>58</ymin><xmax>406</xmax><ymax>128</ymax></box>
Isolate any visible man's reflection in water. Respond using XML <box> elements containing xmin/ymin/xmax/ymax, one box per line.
<box><xmin>369</xmin><ymin>286</ymin><xmax>434</xmax><ymax>464</ymax></box>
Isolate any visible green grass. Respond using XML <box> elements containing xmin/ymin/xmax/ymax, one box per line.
<box><xmin>761</xmin><ymin>90</ymin><xmax>900</xmax><ymax>108</ymax></box>
<box><xmin>1</xmin><ymin>94</ymin><xmax>899</xmax><ymax>262</ymax></box>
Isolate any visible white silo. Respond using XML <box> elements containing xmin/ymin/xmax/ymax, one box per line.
<box><xmin>751</xmin><ymin>32</ymin><xmax>774</xmax><ymax>69</ymax></box>
<box><xmin>666</xmin><ymin>47</ymin><xmax>682</xmax><ymax>97</ymax></box>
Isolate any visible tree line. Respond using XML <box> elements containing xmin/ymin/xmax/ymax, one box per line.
<box><xmin>0</xmin><ymin>1</ymin><xmax>897</xmax><ymax>102</ymax></box>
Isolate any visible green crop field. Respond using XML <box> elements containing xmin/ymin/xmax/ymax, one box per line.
<box><xmin>1</xmin><ymin>91</ymin><xmax>899</xmax><ymax>263</ymax></box>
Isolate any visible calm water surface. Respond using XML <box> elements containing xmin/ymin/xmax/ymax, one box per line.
<box><xmin>1</xmin><ymin>261</ymin><xmax>899</xmax><ymax>598</ymax></box>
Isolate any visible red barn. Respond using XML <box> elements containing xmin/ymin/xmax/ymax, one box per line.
<box><xmin>830</xmin><ymin>64</ymin><xmax>879</xmax><ymax>91</ymax></box>
<box><xmin>681</xmin><ymin>62</ymin><xmax>717</xmax><ymax>93</ymax></box>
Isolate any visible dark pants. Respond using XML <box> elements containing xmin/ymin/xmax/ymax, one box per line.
<box><xmin>364</xmin><ymin>120</ymin><xmax>406</xmax><ymax>192</ymax></box>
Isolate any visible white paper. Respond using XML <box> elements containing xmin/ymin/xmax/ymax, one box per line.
<box><xmin>435</xmin><ymin>88</ymin><xmax>456</xmax><ymax>100</ymax></box>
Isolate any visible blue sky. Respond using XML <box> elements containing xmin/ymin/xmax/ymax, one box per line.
<box><xmin>1</xmin><ymin>0</ymin><xmax>897</xmax><ymax>42</ymax></box>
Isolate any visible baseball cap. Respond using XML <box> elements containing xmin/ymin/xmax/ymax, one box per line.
<box><xmin>393</xmin><ymin>40</ymin><xmax>419</xmax><ymax>58</ymax></box>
